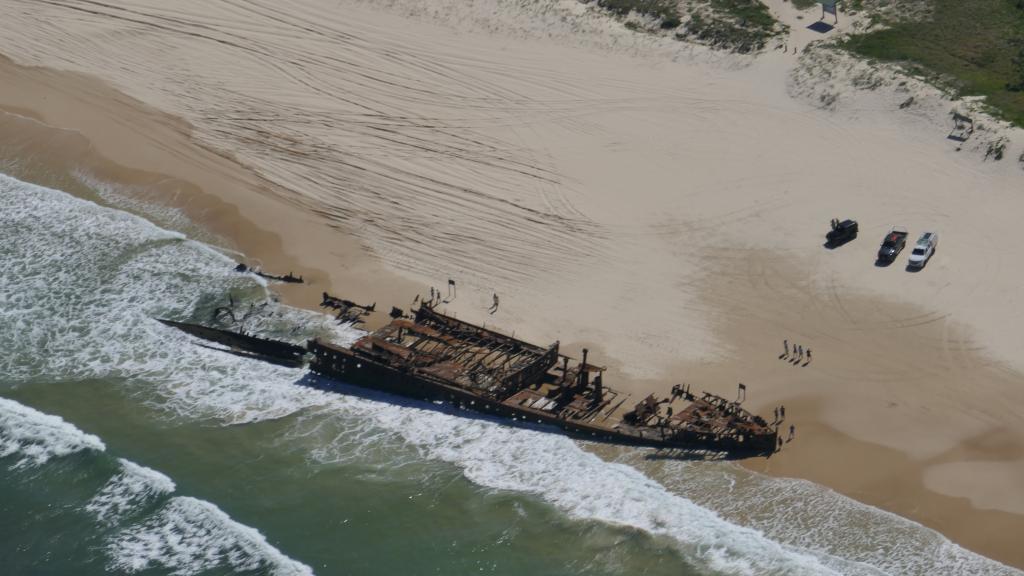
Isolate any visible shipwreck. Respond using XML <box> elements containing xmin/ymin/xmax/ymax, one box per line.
<box><xmin>162</xmin><ymin>298</ymin><xmax>778</xmax><ymax>457</ymax></box>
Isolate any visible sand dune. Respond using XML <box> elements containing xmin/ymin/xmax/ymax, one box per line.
<box><xmin>2</xmin><ymin>0</ymin><xmax>1024</xmax><ymax>568</ymax></box>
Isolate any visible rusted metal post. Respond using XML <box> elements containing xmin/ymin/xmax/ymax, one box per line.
<box><xmin>579</xmin><ymin>348</ymin><xmax>589</xmax><ymax>389</ymax></box>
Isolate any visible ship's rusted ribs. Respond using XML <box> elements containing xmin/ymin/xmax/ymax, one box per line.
<box><xmin>436</xmin><ymin>341</ymin><xmax>477</xmax><ymax>365</ymax></box>
<box><xmin>497</xmin><ymin>349</ymin><xmax>524</xmax><ymax>370</ymax></box>
<box><xmin>466</xmin><ymin>343</ymin><xmax>515</xmax><ymax>373</ymax></box>
<box><xmin>499</xmin><ymin>343</ymin><xmax>559</xmax><ymax>395</ymax></box>
<box><xmin>453</xmin><ymin>343</ymin><xmax>504</xmax><ymax>369</ymax></box>
<box><xmin>446</xmin><ymin>346</ymin><xmax>480</xmax><ymax>365</ymax></box>
<box><xmin>409</xmin><ymin>335</ymin><xmax>446</xmax><ymax>353</ymax></box>
<box><xmin>440</xmin><ymin>332</ymin><xmax>487</xmax><ymax>354</ymax></box>
<box><xmin>404</xmin><ymin>326</ymin><xmax>475</xmax><ymax>359</ymax></box>
<box><xmin>404</xmin><ymin>330</ymin><xmax>447</xmax><ymax>352</ymax></box>
<box><xmin>399</xmin><ymin>330</ymin><xmax>448</xmax><ymax>360</ymax></box>
<box><xmin>415</xmin><ymin>305</ymin><xmax>543</xmax><ymax>353</ymax></box>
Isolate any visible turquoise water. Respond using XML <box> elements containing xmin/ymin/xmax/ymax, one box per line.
<box><xmin>1</xmin><ymin>171</ymin><xmax>1021</xmax><ymax>576</ymax></box>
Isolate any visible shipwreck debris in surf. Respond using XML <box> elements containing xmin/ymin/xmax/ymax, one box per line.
<box><xmin>234</xmin><ymin>263</ymin><xmax>304</xmax><ymax>284</ymax></box>
<box><xmin>212</xmin><ymin>295</ymin><xmax>269</xmax><ymax>323</ymax></box>
<box><xmin>321</xmin><ymin>291</ymin><xmax>375</xmax><ymax>324</ymax></box>
<box><xmin>160</xmin><ymin>294</ymin><xmax>779</xmax><ymax>457</ymax></box>
<box><xmin>157</xmin><ymin>318</ymin><xmax>306</xmax><ymax>367</ymax></box>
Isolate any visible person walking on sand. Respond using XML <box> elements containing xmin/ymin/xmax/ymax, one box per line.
<box><xmin>774</xmin><ymin>407</ymin><xmax>779</xmax><ymax>422</ymax></box>
<box><xmin>806</xmin><ymin>348</ymin><xmax>812</xmax><ymax>363</ymax></box>
<box><xmin>788</xmin><ymin>424</ymin><xmax>796</xmax><ymax>442</ymax></box>
<box><xmin>780</xmin><ymin>405</ymin><xmax>786</xmax><ymax>420</ymax></box>
<box><xmin>797</xmin><ymin>345</ymin><xmax>804</xmax><ymax>361</ymax></box>
<box><xmin>783</xmin><ymin>339</ymin><xmax>789</xmax><ymax>357</ymax></box>
<box><xmin>489</xmin><ymin>292</ymin><xmax>500</xmax><ymax>314</ymax></box>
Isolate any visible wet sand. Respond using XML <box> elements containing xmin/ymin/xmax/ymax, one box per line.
<box><xmin>2</xmin><ymin>0</ymin><xmax>1024</xmax><ymax>569</ymax></box>
<box><xmin>0</xmin><ymin>54</ymin><xmax>416</xmax><ymax>321</ymax></box>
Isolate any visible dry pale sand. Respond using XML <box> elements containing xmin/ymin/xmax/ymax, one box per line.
<box><xmin>1</xmin><ymin>0</ymin><xmax>1024</xmax><ymax>568</ymax></box>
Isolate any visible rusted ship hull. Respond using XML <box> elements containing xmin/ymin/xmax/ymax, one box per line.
<box><xmin>160</xmin><ymin>295</ymin><xmax>778</xmax><ymax>457</ymax></box>
<box><xmin>158</xmin><ymin>319</ymin><xmax>307</xmax><ymax>368</ymax></box>
<box><xmin>308</xmin><ymin>337</ymin><xmax>776</xmax><ymax>456</ymax></box>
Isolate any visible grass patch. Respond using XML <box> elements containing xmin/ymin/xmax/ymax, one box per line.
<box><xmin>681</xmin><ymin>1</ymin><xmax>784</xmax><ymax>53</ymax></box>
<box><xmin>592</xmin><ymin>0</ymin><xmax>783</xmax><ymax>53</ymax></box>
<box><xmin>710</xmin><ymin>0</ymin><xmax>778</xmax><ymax>30</ymax></box>
<box><xmin>842</xmin><ymin>0</ymin><xmax>1024</xmax><ymax>126</ymax></box>
<box><xmin>987</xmin><ymin>137</ymin><xmax>1008</xmax><ymax>160</ymax></box>
<box><xmin>791</xmin><ymin>0</ymin><xmax>821</xmax><ymax>8</ymax></box>
<box><xmin>596</xmin><ymin>0</ymin><xmax>682</xmax><ymax>28</ymax></box>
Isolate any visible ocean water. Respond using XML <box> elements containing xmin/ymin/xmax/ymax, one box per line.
<box><xmin>1</xmin><ymin>171</ymin><xmax>1021</xmax><ymax>576</ymax></box>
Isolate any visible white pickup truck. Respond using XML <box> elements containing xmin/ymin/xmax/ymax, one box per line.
<box><xmin>907</xmin><ymin>232</ymin><xmax>938</xmax><ymax>269</ymax></box>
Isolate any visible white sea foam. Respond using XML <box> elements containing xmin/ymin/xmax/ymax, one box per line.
<box><xmin>307</xmin><ymin>399</ymin><xmax>848</xmax><ymax>575</ymax></box>
<box><xmin>298</xmin><ymin>394</ymin><xmax>1024</xmax><ymax>576</ymax></box>
<box><xmin>651</xmin><ymin>457</ymin><xmax>1024</xmax><ymax>576</ymax></box>
<box><xmin>0</xmin><ymin>172</ymin><xmax>359</xmax><ymax>424</ymax></box>
<box><xmin>86</xmin><ymin>458</ymin><xmax>176</xmax><ymax>523</ymax></box>
<box><xmin>0</xmin><ymin>390</ymin><xmax>311</xmax><ymax>576</ymax></box>
<box><xmin>0</xmin><ymin>174</ymin><xmax>325</xmax><ymax>573</ymax></box>
<box><xmin>109</xmin><ymin>496</ymin><xmax>313</xmax><ymax>576</ymax></box>
<box><xmin>0</xmin><ymin>396</ymin><xmax>106</xmax><ymax>468</ymax></box>
<box><xmin>72</xmin><ymin>169</ymin><xmax>202</xmax><ymax>242</ymax></box>
<box><xmin>85</xmin><ymin>459</ymin><xmax>315</xmax><ymax>576</ymax></box>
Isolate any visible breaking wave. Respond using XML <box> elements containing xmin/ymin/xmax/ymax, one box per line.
<box><xmin>294</xmin><ymin>396</ymin><xmax>1024</xmax><ymax>576</ymax></box>
<box><xmin>108</xmin><ymin>496</ymin><xmax>313</xmax><ymax>576</ymax></box>
<box><xmin>313</xmin><ymin>401</ymin><xmax>840</xmax><ymax>575</ymax></box>
<box><xmin>0</xmin><ymin>396</ymin><xmax>106</xmax><ymax>468</ymax></box>
<box><xmin>0</xmin><ymin>396</ymin><xmax>313</xmax><ymax>576</ymax></box>
<box><xmin>86</xmin><ymin>458</ymin><xmax>176</xmax><ymax>524</ymax></box>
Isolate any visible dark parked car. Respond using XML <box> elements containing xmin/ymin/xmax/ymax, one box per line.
<box><xmin>877</xmin><ymin>226</ymin><xmax>908</xmax><ymax>263</ymax></box>
<box><xmin>826</xmin><ymin>218</ymin><xmax>858</xmax><ymax>247</ymax></box>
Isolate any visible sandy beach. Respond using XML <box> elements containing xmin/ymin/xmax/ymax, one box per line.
<box><xmin>2</xmin><ymin>0</ymin><xmax>1024</xmax><ymax>568</ymax></box>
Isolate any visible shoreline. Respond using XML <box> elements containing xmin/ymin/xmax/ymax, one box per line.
<box><xmin>0</xmin><ymin>54</ymin><xmax>419</xmax><ymax>325</ymax></box>
<box><xmin>1</xmin><ymin>8</ymin><xmax>1024</xmax><ymax>570</ymax></box>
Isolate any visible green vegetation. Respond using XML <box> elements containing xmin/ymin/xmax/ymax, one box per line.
<box><xmin>711</xmin><ymin>0</ymin><xmax>778</xmax><ymax>30</ymax></box>
<box><xmin>596</xmin><ymin>0</ymin><xmax>682</xmax><ymax>28</ymax></box>
<box><xmin>790</xmin><ymin>0</ymin><xmax>821</xmax><ymax>8</ymax></box>
<box><xmin>987</xmin><ymin>137</ymin><xmax>1008</xmax><ymax>160</ymax></box>
<box><xmin>590</xmin><ymin>0</ymin><xmax>782</xmax><ymax>52</ymax></box>
<box><xmin>843</xmin><ymin>0</ymin><xmax>1024</xmax><ymax>126</ymax></box>
<box><xmin>680</xmin><ymin>0</ymin><xmax>784</xmax><ymax>53</ymax></box>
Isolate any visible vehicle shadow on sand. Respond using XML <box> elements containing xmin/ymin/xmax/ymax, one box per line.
<box><xmin>823</xmin><ymin>240</ymin><xmax>854</xmax><ymax>250</ymax></box>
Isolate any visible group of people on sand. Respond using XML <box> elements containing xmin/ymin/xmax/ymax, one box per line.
<box><xmin>771</xmin><ymin>404</ymin><xmax>797</xmax><ymax>451</ymax></box>
<box><xmin>774</xmin><ymin>340</ymin><xmax>807</xmax><ymax>451</ymax></box>
<box><xmin>782</xmin><ymin>339</ymin><xmax>811</xmax><ymax>364</ymax></box>
<box><xmin>415</xmin><ymin>280</ymin><xmax>501</xmax><ymax>316</ymax></box>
